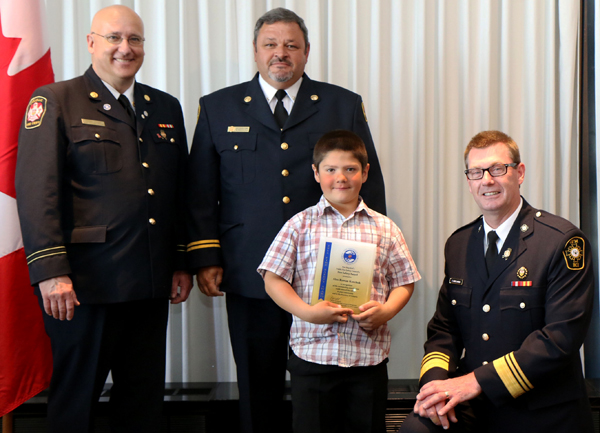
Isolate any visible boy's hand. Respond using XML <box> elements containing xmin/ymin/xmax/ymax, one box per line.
<box><xmin>351</xmin><ymin>301</ymin><xmax>392</xmax><ymax>331</ymax></box>
<box><xmin>306</xmin><ymin>301</ymin><xmax>354</xmax><ymax>324</ymax></box>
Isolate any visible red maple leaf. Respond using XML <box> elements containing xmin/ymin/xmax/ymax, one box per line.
<box><xmin>0</xmin><ymin>17</ymin><xmax>54</xmax><ymax>199</ymax></box>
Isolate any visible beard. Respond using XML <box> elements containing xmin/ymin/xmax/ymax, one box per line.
<box><xmin>268</xmin><ymin>56</ymin><xmax>294</xmax><ymax>82</ymax></box>
<box><xmin>268</xmin><ymin>69</ymin><xmax>294</xmax><ymax>83</ymax></box>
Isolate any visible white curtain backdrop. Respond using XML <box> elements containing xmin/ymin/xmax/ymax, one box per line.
<box><xmin>42</xmin><ymin>0</ymin><xmax>581</xmax><ymax>381</ymax></box>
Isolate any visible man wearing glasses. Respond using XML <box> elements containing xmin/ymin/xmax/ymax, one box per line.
<box><xmin>400</xmin><ymin>130</ymin><xmax>594</xmax><ymax>432</ymax></box>
<box><xmin>16</xmin><ymin>5</ymin><xmax>191</xmax><ymax>432</ymax></box>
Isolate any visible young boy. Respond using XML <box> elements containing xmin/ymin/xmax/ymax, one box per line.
<box><xmin>258</xmin><ymin>130</ymin><xmax>421</xmax><ymax>433</ymax></box>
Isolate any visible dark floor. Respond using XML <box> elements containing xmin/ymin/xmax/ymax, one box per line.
<box><xmin>3</xmin><ymin>379</ymin><xmax>600</xmax><ymax>432</ymax></box>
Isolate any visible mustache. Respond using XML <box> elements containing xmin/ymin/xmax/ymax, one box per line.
<box><xmin>269</xmin><ymin>56</ymin><xmax>291</xmax><ymax>66</ymax></box>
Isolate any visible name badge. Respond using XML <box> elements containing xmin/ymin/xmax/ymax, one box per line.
<box><xmin>81</xmin><ymin>119</ymin><xmax>106</xmax><ymax>127</ymax></box>
<box><xmin>227</xmin><ymin>126</ymin><xmax>250</xmax><ymax>133</ymax></box>
<box><xmin>449</xmin><ymin>278</ymin><xmax>463</xmax><ymax>285</ymax></box>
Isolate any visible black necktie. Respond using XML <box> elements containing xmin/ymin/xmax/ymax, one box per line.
<box><xmin>485</xmin><ymin>231</ymin><xmax>499</xmax><ymax>275</ymax></box>
<box><xmin>273</xmin><ymin>89</ymin><xmax>288</xmax><ymax>129</ymax></box>
<box><xmin>118</xmin><ymin>94</ymin><xmax>135</xmax><ymax>122</ymax></box>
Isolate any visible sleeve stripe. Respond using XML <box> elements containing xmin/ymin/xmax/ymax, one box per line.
<box><xmin>187</xmin><ymin>239</ymin><xmax>220</xmax><ymax>248</ymax></box>
<box><xmin>26</xmin><ymin>246</ymin><xmax>66</xmax><ymax>261</ymax></box>
<box><xmin>419</xmin><ymin>352</ymin><xmax>450</xmax><ymax>379</ymax></box>
<box><xmin>493</xmin><ymin>352</ymin><xmax>534</xmax><ymax>398</ymax></box>
<box><xmin>187</xmin><ymin>243</ymin><xmax>221</xmax><ymax>252</ymax></box>
<box><xmin>27</xmin><ymin>251</ymin><xmax>67</xmax><ymax>265</ymax></box>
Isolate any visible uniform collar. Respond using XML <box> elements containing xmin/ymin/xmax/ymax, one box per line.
<box><xmin>483</xmin><ymin>198</ymin><xmax>523</xmax><ymax>251</ymax></box>
<box><xmin>316</xmin><ymin>195</ymin><xmax>373</xmax><ymax>220</ymax></box>
<box><xmin>101</xmin><ymin>80</ymin><xmax>135</xmax><ymax>111</ymax></box>
<box><xmin>258</xmin><ymin>74</ymin><xmax>303</xmax><ymax>104</ymax></box>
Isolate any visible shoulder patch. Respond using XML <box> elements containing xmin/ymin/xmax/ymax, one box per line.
<box><xmin>25</xmin><ymin>96</ymin><xmax>47</xmax><ymax>129</ymax></box>
<box><xmin>563</xmin><ymin>236</ymin><xmax>585</xmax><ymax>270</ymax></box>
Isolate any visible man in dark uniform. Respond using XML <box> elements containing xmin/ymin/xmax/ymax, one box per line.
<box><xmin>187</xmin><ymin>8</ymin><xmax>386</xmax><ymax>433</ymax></box>
<box><xmin>400</xmin><ymin>130</ymin><xmax>594</xmax><ymax>432</ymax></box>
<box><xmin>15</xmin><ymin>5</ymin><xmax>192</xmax><ymax>433</ymax></box>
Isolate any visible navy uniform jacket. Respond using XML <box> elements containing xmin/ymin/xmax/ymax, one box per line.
<box><xmin>16</xmin><ymin>66</ymin><xmax>188</xmax><ymax>304</ymax></box>
<box><xmin>187</xmin><ymin>73</ymin><xmax>386</xmax><ymax>299</ymax></box>
<box><xmin>419</xmin><ymin>199</ymin><xmax>594</xmax><ymax>418</ymax></box>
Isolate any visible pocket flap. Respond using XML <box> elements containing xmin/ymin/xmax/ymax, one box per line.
<box><xmin>215</xmin><ymin>133</ymin><xmax>257</xmax><ymax>153</ymax></box>
<box><xmin>67</xmin><ymin>226</ymin><xmax>107</xmax><ymax>243</ymax></box>
<box><xmin>71</xmin><ymin>125</ymin><xmax>119</xmax><ymax>144</ymax></box>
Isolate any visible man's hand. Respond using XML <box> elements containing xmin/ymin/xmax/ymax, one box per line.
<box><xmin>305</xmin><ymin>301</ymin><xmax>354</xmax><ymax>324</ymax></box>
<box><xmin>170</xmin><ymin>271</ymin><xmax>193</xmax><ymax>304</ymax></box>
<box><xmin>351</xmin><ymin>301</ymin><xmax>392</xmax><ymax>331</ymax></box>
<box><xmin>414</xmin><ymin>399</ymin><xmax>457</xmax><ymax>430</ymax></box>
<box><xmin>38</xmin><ymin>275</ymin><xmax>79</xmax><ymax>321</ymax></box>
<box><xmin>414</xmin><ymin>373</ymin><xmax>482</xmax><ymax>428</ymax></box>
<box><xmin>196</xmin><ymin>266</ymin><xmax>224</xmax><ymax>297</ymax></box>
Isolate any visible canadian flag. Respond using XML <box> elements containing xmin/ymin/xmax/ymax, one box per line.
<box><xmin>0</xmin><ymin>0</ymin><xmax>54</xmax><ymax>417</ymax></box>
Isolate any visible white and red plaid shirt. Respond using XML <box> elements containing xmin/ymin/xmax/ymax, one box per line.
<box><xmin>258</xmin><ymin>196</ymin><xmax>421</xmax><ymax>367</ymax></box>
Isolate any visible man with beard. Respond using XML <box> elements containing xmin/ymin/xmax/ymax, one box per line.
<box><xmin>187</xmin><ymin>7</ymin><xmax>386</xmax><ymax>433</ymax></box>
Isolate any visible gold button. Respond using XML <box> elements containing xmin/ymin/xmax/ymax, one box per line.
<box><xmin>142</xmin><ymin>162</ymin><xmax>149</xmax><ymax>168</ymax></box>
<box><xmin>282</xmin><ymin>196</ymin><xmax>290</xmax><ymax>204</ymax></box>
<box><xmin>311</xmin><ymin>95</ymin><xmax>319</xmax><ymax>101</ymax></box>
<box><xmin>451</xmin><ymin>300</ymin><xmax>457</xmax><ymax>306</ymax></box>
<box><xmin>281</xmin><ymin>169</ymin><xmax>289</xmax><ymax>177</ymax></box>
<box><xmin>144</xmin><ymin>95</ymin><xmax>151</xmax><ymax>101</ymax></box>
<box><xmin>520</xmin><ymin>302</ymin><xmax>526</xmax><ymax>309</ymax></box>
<box><xmin>536</xmin><ymin>211</ymin><xmax>542</xmax><ymax>217</ymax></box>
<box><xmin>281</xmin><ymin>142</ymin><xmax>289</xmax><ymax>150</ymax></box>
<box><xmin>148</xmin><ymin>189</ymin><xmax>155</xmax><ymax>196</ymax></box>
<box><xmin>482</xmin><ymin>361</ymin><xmax>488</xmax><ymax>365</ymax></box>
<box><xmin>482</xmin><ymin>333</ymin><xmax>489</xmax><ymax>341</ymax></box>
<box><xmin>141</xmin><ymin>114</ymin><xmax>145</xmax><ymax>119</ymax></box>
<box><xmin>149</xmin><ymin>218</ymin><xmax>156</xmax><ymax>225</ymax></box>
<box><xmin>139</xmin><ymin>137</ymin><xmax>143</xmax><ymax>142</ymax></box>
<box><xmin>170</xmin><ymin>138</ymin><xmax>175</xmax><ymax>143</ymax></box>
<box><xmin>90</xmin><ymin>92</ymin><xmax>99</xmax><ymax>98</ymax></box>
<box><xmin>234</xmin><ymin>145</ymin><xmax>239</xmax><ymax>150</ymax></box>
<box><xmin>95</xmin><ymin>133</ymin><xmax>100</xmax><ymax>139</ymax></box>
<box><xmin>244</xmin><ymin>96</ymin><xmax>252</xmax><ymax>103</ymax></box>
<box><xmin>482</xmin><ymin>304</ymin><xmax>490</xmax><ymax>313</ymax></box>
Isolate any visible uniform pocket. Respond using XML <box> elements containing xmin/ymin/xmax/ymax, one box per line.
<box><xmin>447</xmin><ymin>285</ymin><xmax>473</xmax><ymax>342</ymax></box>
<box><xmin>500</xmin><ymin>287</ymin><xmax>545</xmax><ymax>345</ymax></box>
<box><xmin>71</xmin><ymin>125</ymin><xmax>121</xmax><ymax>174</ymax></box>
<box><xmin>150</xmin><ymin>128</ymin><xmax>181</xmax><ymax>173</ymax></box>
<box><xmin>215</xmin><ymin>133</ymin><xmax>257</xmax><ymax>184</ymax></box>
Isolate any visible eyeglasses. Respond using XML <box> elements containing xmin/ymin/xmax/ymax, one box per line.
<box><xmin>464</xmin><ymin>163</ymin><xmax>518</xmax><ymax>180</ymax></box>
<box><xmin>91</xmin><ymin>32</ymin><xmax>145</xmax><ymax>47</ymax></box>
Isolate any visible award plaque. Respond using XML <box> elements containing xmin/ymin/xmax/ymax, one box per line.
<box><xmin>311</xmin><ymin>237</ymin><xmax>377</xmax><ymax>313</ymax></box>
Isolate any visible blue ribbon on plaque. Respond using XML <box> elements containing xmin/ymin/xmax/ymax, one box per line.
<box><xmin>318</xmin><ymin>241</ymin><xmax>333</xmax><ymax>300</ymax></box>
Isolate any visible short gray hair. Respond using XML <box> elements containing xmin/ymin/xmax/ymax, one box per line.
<box><xmin>253</xmin><ymin>8</ymin><xmax>309</xmax><ymax>52</ymax></box>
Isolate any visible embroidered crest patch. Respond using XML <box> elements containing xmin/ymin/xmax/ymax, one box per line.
<box><xmin>25</xmin><ymin>96</ymin><xmax>47</xmax><ymax>129</ymax></box>
<box><xmin>563</xmin><ymin>236</ymin><xmax>585</xmax><ymax>270</ymax></box>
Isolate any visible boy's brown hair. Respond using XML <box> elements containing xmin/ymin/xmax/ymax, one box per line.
<box><xmin>313</xmin><ymin>130</ymin><xmax>368</xmax><ymax>170</ymax></box>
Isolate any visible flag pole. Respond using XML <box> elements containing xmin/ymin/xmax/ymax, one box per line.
<box><xmin>2</xmin><ymin>411</ymin><xmax>14</xmax><ymax>433</ymax></box>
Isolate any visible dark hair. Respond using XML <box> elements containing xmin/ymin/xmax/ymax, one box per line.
<box><xmin>253</xmin><ymin>8</ymin><xmax>309</xmax><ymax>52</ymax></box>
<box><xmin>464</xmin><ymin>130</ymin><xmax>521</xmax><ymax>168</ymax></box>
<box><xmin>313</xmin><ymin>130</ymin><xmax>368</xmax><ymax>170</ymax></box>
